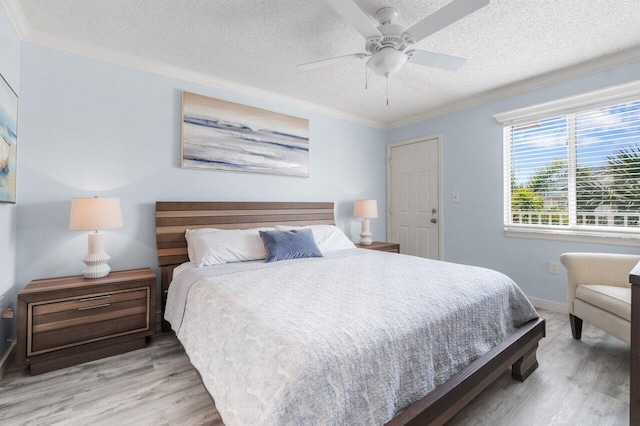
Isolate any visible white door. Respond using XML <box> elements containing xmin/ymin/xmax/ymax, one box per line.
<box><xmin>388</xmin><ymin>138</ymin><xmax>441</xmax><ymax>259</ymax></box>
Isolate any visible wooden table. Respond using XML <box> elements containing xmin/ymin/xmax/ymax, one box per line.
<box><xmin>17</xmin><ymin>268</ymin><xmax>156</xmax><ymax>375</ymax></box>
<box><xmin>355</xmin><ymin>241</ymin><xmax>400</xmax><ymax>253</ymax></box>
<box><xmin>629</xmin><ymin>262</ymin><xmax>640</xmax><ymax>424</ymax></box>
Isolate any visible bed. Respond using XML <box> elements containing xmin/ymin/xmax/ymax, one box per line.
<box><xmin>156</xmin><ymin>201</ymin><xmax>545</xmax><ymax>425</ymax></box>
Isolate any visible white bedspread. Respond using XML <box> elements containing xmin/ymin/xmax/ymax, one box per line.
<box><xmin>165</xmin><ymin>249</ymin><xmax>538</xmax><ymax>426</ymax></box>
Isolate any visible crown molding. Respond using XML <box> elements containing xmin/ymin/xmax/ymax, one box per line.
<box><xmin>4</xmin><ymin>1</ymin><xmax>640</xmax><ymax>131</ymax></box>
<box><xmin>22</xmin><ymin>30</ymin><xmax>385</xmax><ymax>129</ymax></box>
<box><xmin>0</xmin><ymin>0</ymin><xmax>30</xmax><ymax>39</ymax></box>
<box><xmin>493</xmin><ymin>79</ymin><xmax>640</xmax><ymax>125</ymax></box>
<box><xmin>386</xmin><ymin>45</ymin><xmax>640</xmax><ymax>129</ymax></box>
<box><xmin>0</xmin><ymin>2</ymin><xmax>385</xmax><ymax>129</ymax></box>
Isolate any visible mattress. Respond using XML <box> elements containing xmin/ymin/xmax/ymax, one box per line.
<box><xmin>165</xmin><ymin>249</ymin><xmax>538</xmax><ymax>425</ymax></box>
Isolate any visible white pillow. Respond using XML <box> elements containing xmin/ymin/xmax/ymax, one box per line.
<box><xmin>188</xmin><ymin>227</ymin><xmax>275</xmax><ymax>267</ymax></box>
<box><xmin>185</xmin><ymin>228</ymin><xmax>223</xmax><ymax>263</ymax></box>
<box><xmin>184</xmin><ymin>228</ymin><xmax>215</xmax><ymax>263</ymax></box>
<box><xmin>275</xmin><ymin>224</ymin><xmax>356</xmax><ymax>253</ymax></box>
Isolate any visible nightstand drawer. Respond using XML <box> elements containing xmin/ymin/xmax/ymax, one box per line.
<box><xmin>28</xmin><ymin>287</ymin><xmax>150</xmax><ymax>356</ymax></box>
<box><xmin>18</xmin><ymin>268</ymin><xmax>156</xmax><ymax>375</ymax></box>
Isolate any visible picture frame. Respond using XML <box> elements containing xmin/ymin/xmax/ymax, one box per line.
<box><xmin>0</xmin><ymin>73</ymin><xmax>17</xmax><ymax>204</ymax></box>
<box><xmin>181</xmin><ymin>91</ymin><xmax>310</xmax><ymax>178</ymax></box>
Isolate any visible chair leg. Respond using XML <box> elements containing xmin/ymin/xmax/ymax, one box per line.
<box><xmin>570</xmin><ymin>314</ymin><xmax>583</xmax><ymax>340</ymax></box>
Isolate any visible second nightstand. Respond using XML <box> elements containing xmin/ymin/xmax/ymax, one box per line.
<box><xmin>17</xmin><ymin>268</ymin><xmax>156</xmax><ymax>375</ymax></box>
<box><xmin>355</xmin><ymin>241</ymin><xmax>400</xmax><ymax>253</ymax></box>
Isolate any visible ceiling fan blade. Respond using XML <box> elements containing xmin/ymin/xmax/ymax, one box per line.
<box><xmin>322</xmin><ymin>0</ymin><xmax>383</xmax><ymax>39</ymax></box>
<box><xmin>405</xmin><ymin>0</ymin><xmax>489</xmax><ymax>43</ymax></box>
<box><xmin>298</xmin><ymin>53</ymin><xmax>368</xmax><ymax>70</ymax></box>
<box><xmin>407</xmin><ymin>50</ymin><xmax>467</xmax><ymax>71</ymax></box>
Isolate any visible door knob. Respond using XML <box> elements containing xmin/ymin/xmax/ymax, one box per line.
<box><xmin>431</xmin><ymin>218</ymin><xmax>437</xmax><ymax>223</ymax></box>
<box><xmin>432</xmin><ymin>208</ymin><xmax>437</xmax><ymax>214</ymax></box>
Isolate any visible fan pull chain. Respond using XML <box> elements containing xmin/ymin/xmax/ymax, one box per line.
<box><xmin>365</xmin><ymin>64</ymin><xmax>368</xmax><ymax>90</ymax></box>
<box><xmin>386</xmin><ymin>74</ymin><xmax>389</xmax><ymax>106</ymax></box>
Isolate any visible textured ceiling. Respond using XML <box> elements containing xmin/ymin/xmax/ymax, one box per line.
<box><xmin>18</xmin><ymin>0</ymin><xmax>640</xmax><ymax>126</ymax></box>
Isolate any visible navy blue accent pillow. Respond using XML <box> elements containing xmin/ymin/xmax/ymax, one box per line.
<box><xmin>259</xmin><ymin>229</ymin><xmax>323</xmax><ymax>263</ymax></box>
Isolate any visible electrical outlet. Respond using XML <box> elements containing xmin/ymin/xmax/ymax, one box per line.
<box><xmin>452</xmin><ymin>192</ymin><xmax>460</xmax><ymax>203</ymax></box>
<box><xmin>549</xmin><ymin>261</ymin><xmax>560</xmax><ymax>275</ymax></box>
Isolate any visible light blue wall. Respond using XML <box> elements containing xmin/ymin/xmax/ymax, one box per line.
<box><xmin>12</xmin><ymin>31</ymin><xmax>640</xmax><ymax>309</ymax></box>
<box><xmin>387</xmin><ymin>61</ymin><xmax>640</xmax><ymax>305</ymax></box>
<box><xmin>0</xmin><ymin>5</ymin><xmax>20</xmax><ymax>359</ymax></box>
<box><xmin>16</xmin><ymin>43</ymin><xmax>387</xmax><ymax>293</ymax></box>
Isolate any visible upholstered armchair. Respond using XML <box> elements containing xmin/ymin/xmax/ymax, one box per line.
<box><xmin>560</xmin><ymin>252</ymin><xmax>640</xmax><ymax>344</ymax></box>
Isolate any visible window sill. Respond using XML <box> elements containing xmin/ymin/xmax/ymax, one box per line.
<box><xmin>504</xmin><ymin>226</ymin><xmax>640</xmax><ymax>247</ymax></box>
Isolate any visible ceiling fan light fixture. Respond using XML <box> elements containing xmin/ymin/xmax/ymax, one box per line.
<box><xmin>367</xmin><ymin>49</ymin><xmax>408</xmax><ymax>77</ymax></box>
<box><xmin>298</xmin><ymin>0</ymin><xmax>490</xmax><ymax>105</ymax></box>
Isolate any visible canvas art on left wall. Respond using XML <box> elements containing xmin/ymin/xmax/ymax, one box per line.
<box><xmin>0</xmin><ymin>74</ymin><xmax>17</xmax><ymax>203</ymax></box>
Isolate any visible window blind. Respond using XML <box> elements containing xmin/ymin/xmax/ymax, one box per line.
<box><xmin>504</xmin><ymin>99</ymin><xmax>640</xmax><ymax>232</ymax></box>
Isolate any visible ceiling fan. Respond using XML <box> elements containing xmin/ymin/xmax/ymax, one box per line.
<box><xmin>299</xmin><ymin>0</ymin><xmax>490</xmax><ymax>99</ymax></box>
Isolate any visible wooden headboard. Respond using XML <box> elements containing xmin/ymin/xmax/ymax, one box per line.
<box><xmin>155</xmin><ymin>201</ymin><xmax>335</xmax><ymax>267</ymax></box>
<box><xmin>155</xmin><ymin>201</ymin><xmax>335</xmax><ymax>331</ymax></box>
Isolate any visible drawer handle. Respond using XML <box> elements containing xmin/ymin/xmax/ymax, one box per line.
<box><xmin>78</xmin><ymin>294</ymin><xmax>111</xmax><ymax>303</ymax></box>
<box><xmin>78</xmin><ymin>303</ymin><xmax>111</xmax><ymax>311</ymax></box>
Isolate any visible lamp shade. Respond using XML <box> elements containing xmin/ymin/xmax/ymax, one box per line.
<box><xmin>69</xmin><ymin>197</ymin><xmax>123</xmax><ymax>231</ymax></box>
<box><xmin>354</xmin><ymin>199</ymin><xmax>378</xmax><ymax>219</ymax></box>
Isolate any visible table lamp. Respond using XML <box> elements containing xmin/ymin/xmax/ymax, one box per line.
<box><xmin>69</xmin><ymin>196</ymin><xmax>123</xmax><ymax>279</ymax></box>
<box><xmin>354</xmin><ymin>199</ymin><xmax>378</xmax><ymax>246</ymax></box>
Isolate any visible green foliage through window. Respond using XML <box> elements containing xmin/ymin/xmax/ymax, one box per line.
<box><xmin>506</xmin><ymin>99</ymin><xmax>640</xmax><ymax>229</ymax></box>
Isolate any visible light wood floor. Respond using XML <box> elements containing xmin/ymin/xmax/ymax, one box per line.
<box><xmin>0</xmin><ymin>309</ymin><xmax>629</xmax><ymax>426</ymax></box>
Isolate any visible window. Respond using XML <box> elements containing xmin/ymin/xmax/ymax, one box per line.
<box><xmin>496</xmin><ymin>82</ymin><xmax>640</xmax><ymax>241</ymax></box>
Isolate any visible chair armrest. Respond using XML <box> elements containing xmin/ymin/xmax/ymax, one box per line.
<box><xmin>560</xmin><ymin>252</ymin><xmax>640</xmax><ymax>313</ymax></box>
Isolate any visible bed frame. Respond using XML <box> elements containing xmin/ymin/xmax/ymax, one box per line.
<box><xmin>155</xmin><ymin>201</ymin><xmax>545</xmax><ymax>426</ymax></box>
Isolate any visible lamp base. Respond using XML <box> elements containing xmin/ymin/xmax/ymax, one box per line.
<box><xmin>359</xmin><ymin>218</ymin><xmax>373</xmax><ymax>246</ymax></box>
<box><xmin>82</xmin><ymin>264</ymin><xmax>111</xmax><ymax>279</ymax></box>
<box><xmin>83</xmin><ymin>232</ymin><xmax>112</xmax><ymax>279</ymax></box>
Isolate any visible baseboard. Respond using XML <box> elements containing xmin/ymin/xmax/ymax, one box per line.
<box><xmin>528</xmin><ymin>296</ymin><xmax>568</xmax><ymax>314</ymax></box>
<box><xmin>0</xmin><ymin>341</ymin><xmax>16</xmax><ymax>382</ymax></box>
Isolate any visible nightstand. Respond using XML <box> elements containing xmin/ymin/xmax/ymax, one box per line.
<box><xmin>355</xmin><ymin>241</ymin><xmax>400</xmax><ymax>253</ymax></box>
<box><xmin>17</xmin><ymin>268</ymin><xmax>156</xmax><ymax>375</ymax></box>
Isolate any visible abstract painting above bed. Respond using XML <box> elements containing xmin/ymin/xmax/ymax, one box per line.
<box><xmin>181</xmin><ymin>91</ymin><xmax>309</xmax><ymax>177</ymax></box>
